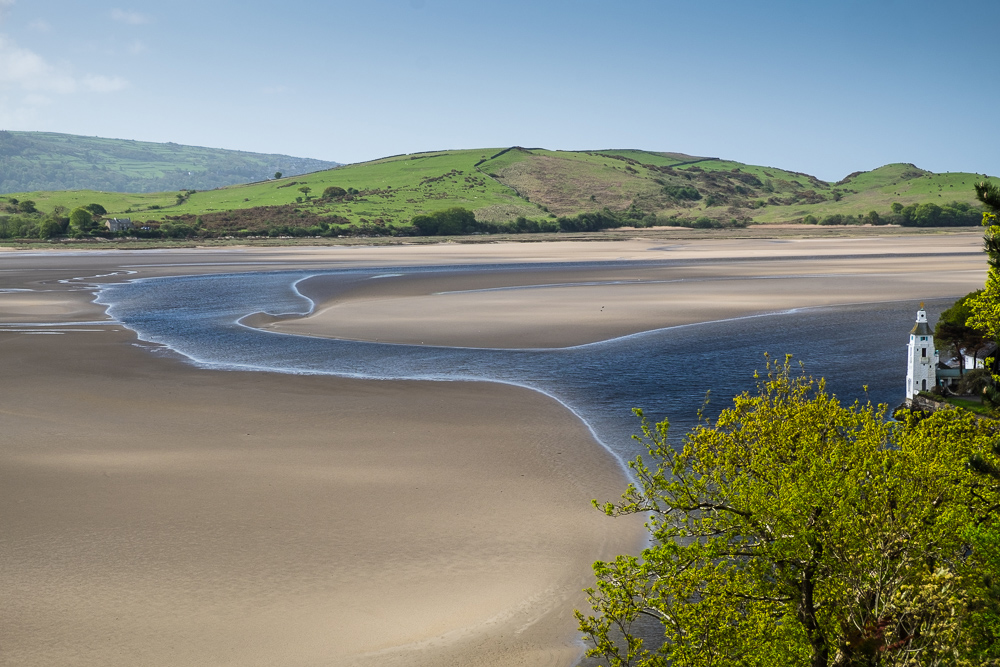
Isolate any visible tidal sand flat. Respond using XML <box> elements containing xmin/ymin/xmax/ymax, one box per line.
<box><xmin>269</xmin><ymin>252</ymin><xmax>985</xmax><ymax>349</ymax></box>
<box><xmin>0</xmin><ymin>233</ymin><xmax>986</xmax><ymax>666</ymax></box>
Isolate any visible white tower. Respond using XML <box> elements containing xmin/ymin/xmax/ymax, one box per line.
<box><xmin>906</xmin><ymin>303</ymin><xmax>938</xmax><ymax>401</ymax></box>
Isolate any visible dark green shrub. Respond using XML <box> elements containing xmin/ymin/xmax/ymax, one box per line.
<box><xmin>819</xmin><ymin>214</ymin><xmax>849</xmax><ymax>225</ymax></box>
<box><xmin>411</xmin><ymin>207</ymin><xmax>477</xmax><ymax>235</ymax></box>
<box><xmin>557</xmin><ymin>210</ymin><xmax>623</xmax><ymax>232</ymax></box>
<box><xmin>958</xmin><ymin>369</ymin><xmax>992</xmax><ymax>396</ymax></box>
<box><xmin>662</xmin><ymin>184</ymin><xmax>701</xmax><ymax>201</ymax></box>
<box><xmin>37</xmin><ymin>218</ymin><xmax>62</xmax><ymax>239</ymax></box>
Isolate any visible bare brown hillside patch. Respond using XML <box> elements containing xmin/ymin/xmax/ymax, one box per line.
<box><xmin>494</xmin><ymin>155</ymin><xmax>664</xmax><ymax>216</ymax></box>
<box><xmin>473</xmin><ymin>201</ymin><xmax>545</xmax><ymax>223</ymax></box>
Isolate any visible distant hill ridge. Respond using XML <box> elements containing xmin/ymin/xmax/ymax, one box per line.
<box><xmin>0</xmin><ymin>131</ymin><xmax>338</xmax><ymax>194</ymax></box>
<box><xmin>5</xmin><ymin>144</ymin><xmax>998</xmax><ymax>239</ymax></box>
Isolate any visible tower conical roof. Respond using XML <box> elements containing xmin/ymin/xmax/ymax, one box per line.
<box><xmin>911</xmin><ymin>305</ymin><xmax>932</xmax><ymax>335</ymax></box>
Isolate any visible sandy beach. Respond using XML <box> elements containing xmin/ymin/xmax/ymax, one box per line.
<box><xmin>0</xmin><ymin>233</ymin><xmax>987</xmax><ymax>666</ymax></box>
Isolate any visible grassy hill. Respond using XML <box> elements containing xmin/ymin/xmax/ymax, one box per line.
<box><xmin>0</xmin><ymin>131</ymin><xmax>338</xmax><ymax>194</ymax></box>
<box><xmin>3</xmin><ymin>146</ymin><xmax>997</xmax><ymax>238</ymax></box>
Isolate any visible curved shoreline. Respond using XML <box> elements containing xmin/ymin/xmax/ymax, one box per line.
<box><xmin>90</xmin><ymin>243</ymin><xmax>989</xmax><ymax>471</ymax></box>
<box><xmin>90</xmin><ymin>265</ymin><xmax>971</xmax><ymax>479</ymax></box>
<box><xmin>0</xmin><ymin>237</ymin><xmax>988</xmax><ymax>667</ymax></box>
<box><xmin>2</xmin><ymin>258</ymin><xmax>647</xmax><ymax>667</ymax></box>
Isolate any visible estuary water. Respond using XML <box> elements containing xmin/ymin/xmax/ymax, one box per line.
<box><xmin>95</xmin><ymin>265</ymin><xmax>943</xmax><ymax>464</ymax></box>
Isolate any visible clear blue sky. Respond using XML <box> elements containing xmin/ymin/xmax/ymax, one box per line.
<box><xmin>1</xmin><ymin>0</ymin><xmax>996</xmax><ymax>181</ymax></box>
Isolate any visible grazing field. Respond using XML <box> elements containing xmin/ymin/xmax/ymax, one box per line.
<box><xmin>4</xmin><ymin>146</ymin><xmax>998</xmax><ymax>237</ymax></box>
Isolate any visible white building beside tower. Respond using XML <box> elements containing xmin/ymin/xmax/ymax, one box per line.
<box><xmin>906</xmin><ymin>304</ymin><xmax>938</xmax><ymax>400</ymax></box>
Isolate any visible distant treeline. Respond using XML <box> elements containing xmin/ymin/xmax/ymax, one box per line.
<box><xmin>0</xmin><ymin>202</ymin><xmax>749</xmax><ymax>241</ymax></box>
<box><xmin>803</xmin><ymin>201</ymin><xmax>982</xmax><ymax>227</ymax></box>
<box><xmin>410</xmin><ymin>207</ymin><xmax>748</xmax><ymax>236</ymax></box>
<box><xmin>0</xmin><ymin>213</ymin><xmax>55</xmax><ymax>239</ymax></box>
<box><xmin>7</xmin><ymin>200</ymin><xmax>978</xmax><ymax>242</ymax></box>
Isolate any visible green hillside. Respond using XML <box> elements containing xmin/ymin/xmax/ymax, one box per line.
<box><xmin>2</xmin><ymin>146</ymin><xmax>997</xmax><ymax>239</ymax></box>
<box><xmin>0</xmin><ymin>131</ymin><xmax>338</xmax><ymax>193</ymax></box>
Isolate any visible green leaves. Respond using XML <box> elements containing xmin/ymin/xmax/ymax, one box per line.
<box><xmin>579</xmin><ymin>358</ymin><xmax>1000</xmax><ymax>667</ymax></box>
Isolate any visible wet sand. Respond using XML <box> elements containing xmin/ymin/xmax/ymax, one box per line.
<box><xmin>257</xmin><ymin>233</ymin><xmax>987</xmax><ymax>348</ymax></box>
<box><xmin>2</xmin><ymin>324</ymin><xmax>641</xmax><ymax>667</ymax></box>
<box><xmin>269</xmin><ymin>255</ymin><xmax>985</xmax><ymax>348</ymax></box>
<box><xmin>0</xmin><ymin>233</ymin><xmax>986</xmax><ymax>666</ymax></box>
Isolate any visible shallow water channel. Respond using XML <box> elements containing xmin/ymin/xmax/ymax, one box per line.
<box><xmin>96</xmin><ymin>265</ymin><xmax>941</xmax><ymax>465</ymax></box>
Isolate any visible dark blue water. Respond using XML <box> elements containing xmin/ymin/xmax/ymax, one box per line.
<box><xmin>95</xmin><ymin>266</ymin><xmax>943</xmax><ymax>465</ymax></box>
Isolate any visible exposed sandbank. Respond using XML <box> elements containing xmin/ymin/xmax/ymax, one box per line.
<box><xmin>0</xmin><ymin>234</ymin><xmax>986</xmax><ymax>666</ymax></box>
<box><xmin>264</xmin><ymin>242</ymin><xmax>986</xmax><ymax>349</ymax></box>
<box><xmin>1</xmin><ymin>291</ymin><xmax>641</xmax><ymax>667</ymax></box>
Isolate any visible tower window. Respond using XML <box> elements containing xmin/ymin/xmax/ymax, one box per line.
<box><xmin>922</xmin><ymin>348</ymin><xmax>926</xmax><ymax>357</ymax></box>
<box><xmin>922</xmin><ymin>379</ymin><xmax>927</xmax><ymax>390</ymax></box>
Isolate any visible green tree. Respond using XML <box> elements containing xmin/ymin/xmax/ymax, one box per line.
<box><xmin>913</xmin><ymin>202</ymin><xmax>943</xmax><ymax>226</ymax></box>
<box><xmin>37</xmin><ymin>218</ymin><xmax>63</xmax><ymax>239</ymax></box>
<box><xmin>962</xmin><ymin>181</ymin><xmax>1000</xmax><ymax>660</ymax></box>
<box><xmin>274</xmin><ymin>171</ymin><xmax>282</xmax><ymax>179</ymax></box>
<box><xmin>68</xmin><ymin>207</ymin><xmax>95</xmax><ymax>234</ymax></box>
<box><xmin>322</xmin><ymin>186</ymin><xmax>347</xmax><ymax>199</ymax></box>
<box><xmin>967</xmin><ymin>183</ymin><xmax>1000</xmax><ymax>340</ymax></box>
<box><xmin>83</xmin><ymin>203</ymin><xmax>106</xmax><ymax>216</ymax></box>
<box><xmin>936</xmin><ymin>291</ymin><xmax>989</xmax><ymax>376</ymax></box>
<box><xmin>891</xmin><ymin>202</ymin><xmax>904</xmax><ymax>214</ymax></box>
<box><xmin>578</xmin><ymin>358</ymin><xmax>1000</xmax><ymax>667</ymax></box>
<box><xmin>17</xmin><ymin>199</ymin><xmax>36</xmax><ymax>213</ymax></box>
<box><xmin>298</xmin><ymin>186</ymin><xmax>312</xmax><ymax>199</ymax></box>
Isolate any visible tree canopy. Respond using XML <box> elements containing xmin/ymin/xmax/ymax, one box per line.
<box><xmin>935</xmin><ymin>291</ymin><xmax>989</xmax><ymax>373</ymax></box>
<box><xmin>68</xmin><ymin>207</ymin><xmax>95</xmax><ymax>234</ymax></box>
<box><xmin>578</xmin><ymin>358</ymin><xmax>1000</xmax><ymax>667</ymax></box>
<box><xmin>966</xmin><ymin>183</ymin><xmax>1000</xmax><ymax>376</ymax></box>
